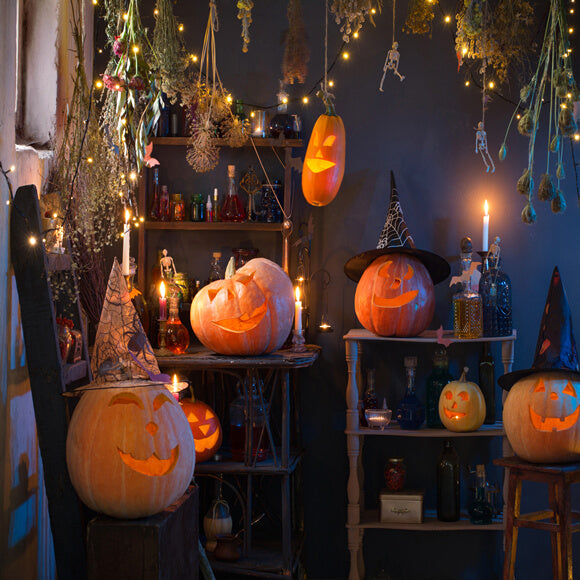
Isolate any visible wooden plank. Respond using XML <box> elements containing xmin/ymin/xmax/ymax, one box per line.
<box><xmin>344</xmin><ymin>328</ymin><xmax>517</xmax><ymax>344</ymax></box>
<box><xmin>144</xmin><ymin>221</ymin><xmax>283</xmax><ymax>232</ymax></box>
<box><xmin>345</xmin><ymin>423</ymin><xmax>505</xmax><ymax>438</ymax></box>
<box><xmin>10</xmin><ymin>185</ymin><xmax>87</xmax><ymax>579</ymax></box>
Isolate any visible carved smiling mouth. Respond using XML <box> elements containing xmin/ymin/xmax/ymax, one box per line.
<box><xmin>306</xmin><ymin>158</ymin><xmax>336</xmax><ymax>173</ymax></box>
<box><xmin>212</xmin><ymin>302</ymin><xmax>268</xmax><ymax>333</ymax></box>
<box><xmin>444</xmin><ymin>407</ymin><xmax>466</xmax><ymax>419</ymax></box>
<box><xmin>529</xmin><ymin>405</ymin><xmax>580</xmax><ymax>432</ymax></box>
<box><xmin>118</xmin><ymin>446</ymin><xmax>179</xmax><ymax>476</ymax></box>
<box><xmin>373</xmin><ymin>291</ymin><xmax>419</xmax><ymax>309</ymax></box>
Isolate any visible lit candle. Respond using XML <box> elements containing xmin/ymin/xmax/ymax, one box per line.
<box><xmin>122</xmin><ymin>209</ymin><xmax>131</xmax><ymax>275</ymax></box>
<box><xmin>159</xmin><ymin>281</ymin><xmax>167</xmax><ymax>320</ymax></box>
<box><xmin>482</xmin><ymin>200</ymin><xmax>489</xmax><ymax>252</ymax></box>
<box><xmin>294</xmin><ymin>287</ymin><xmax>302</xmax><ymax>333</ymax></box>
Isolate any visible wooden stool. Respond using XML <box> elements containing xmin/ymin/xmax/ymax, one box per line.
<box><xmin>494</xmin><ymin>456</ymin><xmax>580</xmax><ymax>580</ymax></box>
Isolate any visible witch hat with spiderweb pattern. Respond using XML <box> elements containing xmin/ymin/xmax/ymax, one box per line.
<box><xmin>344</xmin><ymin>172</ymin><xmax>450</xmax><ymax>283</ymax></box>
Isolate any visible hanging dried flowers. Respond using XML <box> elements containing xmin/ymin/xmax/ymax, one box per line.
<box><xmin>100</xmin><ymin>0</ymin><xmax>163</xmax><ymax>173</ymax></box>
<box><xmin>403</xmin><ymin>0</ymin><xmax>435</xmax><ymax>36</ymax></box>
<box><xmin>330</xmin><ymin>0</ymin><xmax>382</xmax><ymax>42</ymax></box>
<box><xmin>152</xmin><ymin>0</ymin><xmax>188</xmax><ymax>100</ymax></box>
<box><xmin>283</xmin><ymin>0</ymin><xmax>310</xmax><ymax>84</ymax></box>
<box><xmin>237</xmin><ymin>0</ymin><xmax>254</xmax><ymax>52</ymax></box>
<box><xmin>499</xmin><ymin>0</ymin><xmax>579</xmax><ymax>223</ymax></box>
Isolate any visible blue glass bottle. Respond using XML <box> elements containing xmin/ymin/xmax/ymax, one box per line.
<box><xmin>396</xmin><ymin>356</ymin><xmax>425</xmax><ymax>430</ymax></box>
<box><xmin>480</xmin><ymin>237</ymin><xmax>512</xmax><ymax>337</ymax></box>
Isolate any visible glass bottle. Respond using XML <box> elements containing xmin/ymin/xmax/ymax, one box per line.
<box><xmin>426</xmin><ymin>347</ymin><xmax>454</xmax><ymax>428</ymax></box>
<box><xmin>395</xmin><ymin>356</ymin><xmax>425</xmax><ymax>430</ymax></box>
<box><xmin>479</xmin><ymin>342</ymin><xmax>496</xmax><ymax>424</ymax></box>
<box><xmin>269</xmin><ymin>83</ymin><xmax>294</xmax><ymax>139</ymax></box>
<box><xmin>229</xmin><ymin>376</ymin><xmax>269</xmax><ymax>462</ymax></box>
<box><xmin>262</xmin><ymin>180</ymin><xmax>283</xmax><ymax>223</ymax></box>
<box><xmin>437</xmin><ymin>440</ymin><xmax>460</xmax><ymax>522</ymax></box>
<box><xmin>164</xmin><ymin>292</ymin><xmax>190</xmax><ymax>355</ymax></box>
<box><xmin>148</xmin><ymin>167</ymin><xmax>161</xmax><ymax>221</ymax></box>
<box><xmin>469</xmin><ymin>464</ymin><xmax>494</xmax><ymax>524</ymax></box>
<box><xmin>479</xmin><ymin>238</ymin><xmax>512</xmax><ymax>337</ymax></box>
<box><xmin>126</xmin><ymin>258</ymin><xmax>149</xmax><ymax>334</ymax></box>
<box><xmin>207</xmin><ymin>252</ymin><xmax>224</xmax><ymax>285</ymax></box>
<box><xmin>212</xmin><ymin>188</ymin><xmax>221</xmax><ymax>222</ymax></box>
<box><xmin>453</xmin><ymin>238</ymin><xmax>482</xmax><ymax>339</ymax></box>
<box><xmin>384</xmin><ymin>458</ymin><xmax>406</xmax><ymax>492</ymax></box>
<box><xmin>206</xmin><ymin>195</ymin><xmax>213</xmax><ymax>222</ymax></box>
<box><xmin>170</xmin><ymin>193</ymin><xmax>185</xmax><ymax>221</ymax></box>
<box><xmin>221</xmin><ymin>165</ymin><xmax>246</xmax><ymax>222</ymax></box>
<box><xmin>159</xmin><ymin>185</ymin><xmax>170</xmax><ymax>222</ymax></box>
<box><xmin>190</xmin><ymin>194</ymin><xmax>205</xmax><ymax>222</ymax></box>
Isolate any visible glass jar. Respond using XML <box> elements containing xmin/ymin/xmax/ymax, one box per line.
<box><xmin>56</xmin><ymin>318</ymin><xmax>74</xmax><ymax>362</ymax></box>
<box><xmin>480</xmin><ymin>255</ymin><xmax>512</xmax><ymax>337</ymax></box>
<box><xmin>437</xmin><ymin>440</ymin><xmax>460</xmax><ymax>522</ymax></box>
<box><xmin>232</xmin><ymin>248</ymin><xmax>259</xmax><ymax>269</ymax></box>
<box><xmin>384</xmin><ymin>458</ymin><xmax>406</xmax><ymax>492</ymax></box>
<box><xmin>190</xmin><ymin>193</ymin><xmax>205</xmax><ymax>222</ymax></box>
<box><xmin>395</xmin><ymin>356</ymin><xmax>425</xmax><ymax>430</ymax></box>
<box><xmin>173</xmin><ymin>272</ymin><xmax>190</xmax><ymax>303</ymax></box>
<box><xmin>170</xmin><ymin>193</ymin><xmax>185</xmax><ymax>221</ymax></box>
<box><xmin>425</xmin><ymin>347</ymin><xmax>454</xmax><ymax>428</ymax></box>
<box><xmin>453</xmin><ymin>240</ymin><xmax>482</xmax><ymax>339</ymax></box>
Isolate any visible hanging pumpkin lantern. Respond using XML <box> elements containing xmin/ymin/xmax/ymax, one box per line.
<box><xmin>180</xmin><ymin>398</ymin><xmax>223</xmax><ymax>463</ymax></box>
<box><xmin>302</xmin><ymin>92</ymin><xmax>346</xmax><ymax>207</ymax></box>
<box><xmin>66</xmin><ymin>380</ymin><xmax>195</xmax><ymax>519</ymax></box>
<box><xmin>355</xmin><ymin>253</ymin><xmax>435</xmax><ymax>337</ymax></box>
<box><xmin>438</xmin><ymin>368</ymin><xmax>486</xmax><ymax>432</ymax></box>
<box><xmin>503</xmin><ymin>372</ymin><xmax>580</xmax><ymax>463</ymax></box>
<box><xmin>191</xmin><ymin>258</ymin><xmax>294</xmax><ymax>355</ymax></box>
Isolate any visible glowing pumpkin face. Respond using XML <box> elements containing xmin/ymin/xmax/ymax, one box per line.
<box><xmin>438</xmin><ymin>369</ymin><xmax>486</xmax><ymax>432</ymax></box>
<box><xmin>180</xmin><ymin>399</ymin><xmax>223</xmax><ymax>463</ymax></box>
<box><xmin>355</xmin><ymin>253</ymin><xmax>435</xmax><ymax>337</ymax></box>
<box><xmin>191</xmin><ymin>258</ymin><xmax>294</xmax><ymax>355</ymax></box>
<box><xmin>503</xmin><ymin>371</ymin><xmax>580</xmax><ymax>463</ymax></box>
<box><xmin>66</xmin><ymin>381</ymin><xmax>195</xmax><ymax>518</ymax></box>
<box><xmin>302</xmin><ymin>110</ymin><xmax>346</xmax><ymax>207</ymax></box>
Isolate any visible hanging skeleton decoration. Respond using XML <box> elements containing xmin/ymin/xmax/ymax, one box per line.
<box><xmin>475</xmin><ymin>121</ymin><xmax>495</xmax><ymax>173</ymax></box>
<box><xmin>380</xmin><ymin>0</ymin><xmax>405</xmax><ymax>90</ymax></box>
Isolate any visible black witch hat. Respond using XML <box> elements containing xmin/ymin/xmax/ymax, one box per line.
<box><xmin>344</xmin><ymin>172</ymin><xmax>450</xmax><ymax>284</ymax></box>
<box><xmin>498</xmin><ymin>266</ymin><xmax>580</xmax><ymax>391</ymax></box>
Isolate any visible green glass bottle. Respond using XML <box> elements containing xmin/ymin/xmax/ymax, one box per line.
<box><xmin>426</xmin><ymin>347</ymin><xmax>454</xmax><ymax>428</ymax></box>
<box><xmin>469</xmin><ymin>464</ymin><xmax>493</xmax><ymax>525</ymax></box>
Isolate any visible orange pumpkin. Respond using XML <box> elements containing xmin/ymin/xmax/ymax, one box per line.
<box><xmin>180</xmin><ymin>398</ymin><xmax>223</xmax><ymax>463</ymax></box>
<box><xmin>354</xmin><ymin>253</ymin><xmax>435</xmax><ymax>337</ymax></box>
<box><xmin>302</xmin><ymin>102</ymin><xmax>346</xmax><ymax>207</ymax></box>
<box><xmin>190</xmin><ymin>258</ymin><xmax>294</xmax><ymax>355</ymax></box>
<box><xmin>503</xmin><ymin>371</ymin><xmax>580</xmax><ymax>463</ymax></box>
<box><xmin>66</xmin><ymin>381</ymin><xmax>195</xmax><ymax>518</ymax></box>
<box><xmin>438</xmin><ymin>368</ymin><xmax>486</xmax><ymax>432</ymax></box>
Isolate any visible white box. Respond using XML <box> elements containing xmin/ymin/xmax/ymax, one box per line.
<box><xmin>379</xmin><ymin>489</ymin><xmax>424</xmax><ymax>524</ymax></box>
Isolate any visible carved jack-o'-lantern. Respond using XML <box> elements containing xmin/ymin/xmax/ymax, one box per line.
<box><xmin>180</xmin><ymin>399</ymin><xmax>223</xmax><ymax>463</ymax></box>
<box><xmin>191</xmin><ymin>258</ymin><xmax>294</xmax><ymax>355</ymax></box>
<box><xmin>355</xmin><ymin>253</ymin><xmax>435</xmax><ymax>337</ymax></box>
<box><xmin>503</xmin><ymin>371</ymin><xmax>580</xmax><ymax>463</ymax></box>
<box><xmin>302</xmin><ymin>104</ymin><xmax>346</xmax><ymax>207</ymax></box>
<box><xmin>438</xmin><ymin>368</ymin><xmax>486</xmax><ymax>432</ymax></box>
<box><xmin>66</xmin><ymin>381</ymin><xmax>195</xmax><ymax>518</ymax></box>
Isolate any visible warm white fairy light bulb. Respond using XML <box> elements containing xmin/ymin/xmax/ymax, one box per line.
<box><xmin>445</xmin><ymin>15</ymin><xmax>451</xmax><ymax>23</ymax></box>
<box><xmin>302</xmin><ymin>96</ymin><xmax>309</xmax><ymax>104</ymax></box>
<box><xmin>129</xmin><ymin>171</ymin><xmax>137</xmax><ymax>181</ymax></box>
<box><xmin>29</xmin><ymin>236</ymin><xmax>37</xmax><ymax>246</ymax></box>
<box><xmin>328</xmin><ymin>80</ymin><xmax>334</xmax><ymax>87</ymax></box>
<box><xmin>178</xmin><ymin>24</ymin><xmax>184</xmax><ymax>32</ymax></box>
<box><xmin>342</xmin><ymin>52</ymin><xmax>350</xmax><ymax>60</ymax></box>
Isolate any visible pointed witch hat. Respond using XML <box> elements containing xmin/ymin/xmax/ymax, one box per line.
<box><xmin>344</xmin><ymin>172</ymin><xmax>450</xmax><ymax>283</ymax></box>
<box><xmin>498</xmin><ymin>266</ymin><xmax>580</xmax><ymax>390</ymax></box>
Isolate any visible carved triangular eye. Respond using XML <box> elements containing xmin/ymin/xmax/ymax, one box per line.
<box><xmin>533</xmin><ymin>378</ymin><xmax>546</xmax><ymax>393</ymax></box>
<box><xmin>208</xmin><ymin>289</ymin><xmax>219</xmax><ymax>302</ymax></box>
<box><xmin>236</xmin><ymin>272</ymin><xmax>255</xmax><ymax>286</ymax></box>
<box><xmin>227</xmin><ymin>289</ymin><xmax>235</xmax><ymax>300</ymax></box>
<box><xmin>205</xmin><ymin>409</ymin><xmax>213</xmax><ymax>420</ymax></box>
<box><xmin>563</xmin><ymin>381</ymin><xmax>577</xmax><ymax>397</ymax></box>
<box><xmin>322</xmin><ymin>135</ymin><xmax>336</xmax><ymax>147</ymax></box>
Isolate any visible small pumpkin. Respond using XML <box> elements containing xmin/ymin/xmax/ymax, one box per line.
<box><xmin>438</xmin><ymin>368</ymin><xmax>486</xmax><ymax>432</ymax></box>
<box><xmin>190</xmin><ymin>258</ymin><xmax>294</xmax><ymax>355</ymax></box>
<box><xmin>355</xmin><ymin>253</ymin><xmax>435</xmax><ymax>337</ymax></box>
<box><xmin>180</xmin><ymin>398</ymin><xmax>223</xmax><ymax>463</ymax></box>
<box><xmin>503</xmin><ymin>371</ymin><xmax>580</xmax><ymax>463</ymax></box>
<box><xmin>66</xmin><ymin>381</ymin><xmax>195</xmax><ymax>519</ymax></box>
<box><xmin>302</xmin><ymin>98</ymin><xmax>346</xmax><ymax>207</ymax></box>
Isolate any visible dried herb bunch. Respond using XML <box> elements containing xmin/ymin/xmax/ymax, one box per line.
<box><xmin>403</xmin><ymin>0</ymin><xmax>436</xmax><ymax>36</ymax></box>
<box><xmin>455</xmin><ymin>0</ymin><xmax>535</xmax><ymax>86</ymax></box>
<box><xmin>330</xmin><ymin>0</ymin><xmax>383</xmax><ymax>42</ymax></box>
<box><xmin>153</xmin><ymin>0</ymin><xmax>188</xmax><ymax>100</ymax></box>
<box><xmin>499</xmin><ymin>0</ymin><xmax>579</xmax><ymax>223</ymax></box>
<box><xmin>237</xmin><ymin>0</ymin><xmax>254</xmax><ymax>53</ymax></box>
<box><xmin>47</xmin><ymin>0</ymin><xmax>123</xmax><ymax>323</ymax></box>
<box><xmin>283</xmin><ymin>0</ymin><xmax>310</xmax><ymax>84</ymax></box>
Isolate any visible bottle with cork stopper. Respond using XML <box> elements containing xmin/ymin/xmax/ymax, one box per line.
<box><xmin>220</xmin><ymin>165</ymin><xmax>246</xmax><ymax>222</ymax></box>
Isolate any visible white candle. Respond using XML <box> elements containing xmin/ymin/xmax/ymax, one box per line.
<box><xmin>482</xmin><ymin>200</ymin><xmax>489</xmax><ymax>252</ymax></box>
<box><xmin>122</xmin><ymin>209</ymin><xmax>131</xmax><ymax>275</ymax></box>
<box><xmin>294</xmin><ymin>287</ymin><xmax>302</xmax><ymax>334</ymax></box>
<box><xmin>159</xmin><ymin>281</ymin><xmax>167</xmax><ymax>320</ymax></box>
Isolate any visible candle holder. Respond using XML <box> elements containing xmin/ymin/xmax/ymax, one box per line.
<box><xmin>156</xmin><ymin>319</ymin><xmax>173</xmax><ymax>356</ymax></box>
<box><xmin>292</xmin><ymin>329</ymin><xmax>306</xmax><ymax>352</ymax></box>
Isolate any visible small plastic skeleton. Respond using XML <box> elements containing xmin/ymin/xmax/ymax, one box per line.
<box><xmin>475</xmin><ymin>121</ymin><xmax>495</xmax><ymax>173</ymax></box>
<box><xmin>380</xmin><ymin>42</ymin><xmax>405</xmax><ymax>90</ymax></box>
<box><xmin>160</xmin><ymin>249</ymin><xmax>177</xmax><ymax>280</ymax></box>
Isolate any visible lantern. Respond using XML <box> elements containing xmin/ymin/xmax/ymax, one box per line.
<box><xmin>191</xmin><ymin>258</ymin><xmax>294</xmax><ymax>355</ymax></box>
<box><xmin>438</xmin><ymin>368</ymin><xmax>486</xmax><ymax>432</ymax></box>
<box><xmin>180</xmin><ymin>398</ymin><xmax>223</xmax><ymax>463</ymax></box>
<box><xmin>302</xmin><ymin>100</ymin><xmax>346</xmax><ymax>207</ymax></box>
<box><xmin>66</xmin><ymin>381</ymin><xmax>195</xmax><ymax>519</ymax></box>
<box><xmin>354</xmin><ymin>253</ymin><xmax>435</xmax><ymax>337</ymax></box>
<box><xmin>503</xmin><ymin>371</ymin><xmax>580</xmax><ymax>463</ymax></box>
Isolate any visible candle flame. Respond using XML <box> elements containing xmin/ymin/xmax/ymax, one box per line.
<box><xmin>295</xmin><ymin>287</ymin><xmax>301</xmax><ymax>302</ymax></box>
<box><xmin>173</xmin><ymin>374</ymin><xmax>178</xmax><ymax>386</ymax></box>
<box><xmin>125</xmin><ymin>209</ymin><xmax>130</xmax><ymax>222</ymax></box>
<box><xmin>160</xmin><ymin>281</ymin><xmax>166</xmax><ymax>298</ymax></box>
<box><xmin>484</xmin><ymin>200</ymin><xmax>489</xmax><ymax>216</ymax></box>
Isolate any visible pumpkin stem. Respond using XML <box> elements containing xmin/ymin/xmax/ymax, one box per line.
<box><xmin>460</xmin><ymin>367</ymin><xmax>469</xmax><ymax>382</ymax></box>
<box><xmin>225</xmin><ymin>256</ymin><xmax>236</xmax><ymax>279</ymax></box>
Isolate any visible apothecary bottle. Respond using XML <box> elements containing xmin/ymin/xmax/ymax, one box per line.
<box><xmin>148</xmin><ymin>167</ymin><xmax>161</xmax><ymax>220</ymax></box>
<box><xmin>479</xmin><ymin>239</ymin><xmax>512</xmax><ymax>337</ymax></box>
<box><xmin>395</xmin><ymin>356</ymin><xmax>425</xmax><ymax>430</ymax></box>
<box><xmin>437</xmin><ymin>440</ymin><xmax>460</xmax><ymax>522</ymax></box>
<box><xmin>360</xmin><ymin>369</ymin><xmax>379</xmax><ymax>427</ymax></box>
<box><xmin>469</xmin><ymin>464</ymin><xmax>493</xmax><ymax>524</ymax></box>
<box><xmin>170</xmin><ymin>193</ymin><xmax>185</xmax><ymax>221</ymax></box>
<box><xmin>164</xmin><ymin>293</ymin><xmax>190</xmax><ymax>355</ymax></box>
<box><xmin>221</xmin><ymin>165</ymin><xmax>245</xmax><ymax>222</ymax></box>
<box><xmin>453</xmin><ymin>237</ymin><xmax>482</xmax><ymax>339</ymax></box>
<box><xmin>159</xmin><ymin>185</ymin><xmax>170</xmax><ymax>222</ymax></box>
<box><xmin>207</xmin><ymin>252</ymin><xmax>224</xmax><ymax>284</ymax></box>
<box><xmin>426</xmin><ymin>347</ymin><xmax>454</xmax><ymax>428</ymax></box>
<box><xmin>190</xmin><ymin>193</ymin><xmax>205</xmax><ymax>222</ymax></box>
